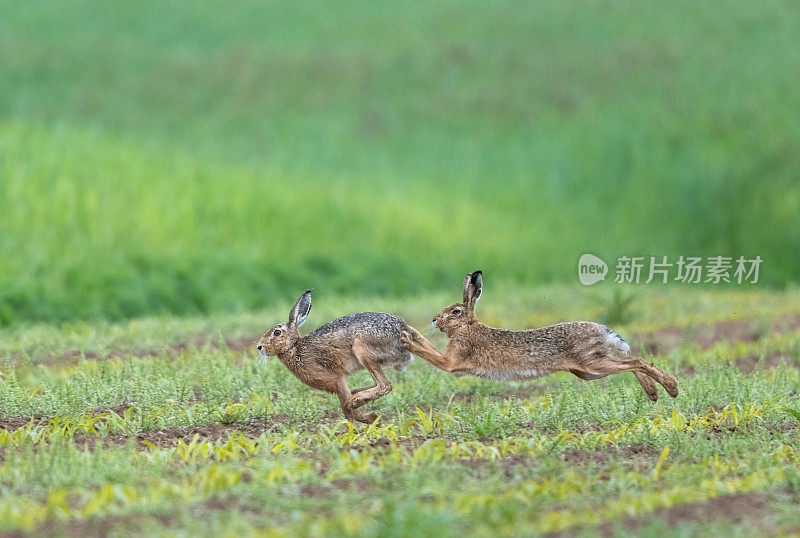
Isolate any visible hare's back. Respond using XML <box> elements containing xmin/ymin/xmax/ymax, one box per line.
<box><xmin>306</xmin><ymin>312</ymin><xmax>408</xmax><ymax>341</ymax></box>
<box><xmin>305</xmin><ymin>312</ymin><xmax>412</xmax><ymax>370</ymax></box>
<box><xmin>534</xmin><ymin>321</ymin><xmax>630</xmax><ymax>356</ymax></box>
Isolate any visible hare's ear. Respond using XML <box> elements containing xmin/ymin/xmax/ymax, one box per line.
<box><xmin>464</xmin><ymin>270</ymin><xmax>483</xmax><ymax>311</ymax></box>
<box><xmin>288</xmin><ymin>290</ymin><xmax>312</xmax><ymax>328</ymax></box>
<box><xmin>462</xmin><ymin>273</ymin><xmax>474</xmax><ymax>304</ymax></box>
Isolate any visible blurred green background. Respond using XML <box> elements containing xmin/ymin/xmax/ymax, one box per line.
<box><xmin>1</xmin><ymin>0</ymin><xmax>799</xmax><ymax>325</ymax></box>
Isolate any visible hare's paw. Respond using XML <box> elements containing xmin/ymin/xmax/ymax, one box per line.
<box><xmin>347</xmin><ymin>405</ymin><xmax>377</xmax><ymax>424</ymax></box>
<box><xmin>400</xmin><ymin>331</ymin><xmax>414</xmax><ymax>348</ymax></box>
<box><xmin>663</xmin><ymin>376</ymin><xmax>679</xmax><ymax>398</ymax></box>
<box><xmin>345</xmin><ymin>394</ymin><xmax>368</xmax><ymax>410</ymax></box>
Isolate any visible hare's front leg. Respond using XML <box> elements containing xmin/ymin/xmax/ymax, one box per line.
<box><xmin>404</xmin><ymin>327</ymin><xmax>441</xmax><ymax>354</ymax></box>
<box><xmin>401</xmin><ymin>331</ymin><xmax>464</xmax><ymax>373</ymax></box>
<box><xmin>400</xmin><ymin>330</ymin><xmax>445</xmax><ymax>366</ymax></box>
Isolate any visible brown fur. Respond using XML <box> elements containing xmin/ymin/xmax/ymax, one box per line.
<box><xmin>257</xmin><ymin>290</ymin><xmax>423</xmax><ymax>423</ymax></box>
<box><xmin>401</xmin><ymin>271</ymin><xmax>678</xmax><ymax>401</ymax></box>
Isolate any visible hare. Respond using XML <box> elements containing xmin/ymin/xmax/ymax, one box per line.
<box><xmin>257</xmin><ymin>290</ymin><xmax>425</xmax><ymax>423</ymax></box>
<box><xmin>401</xmin><ymin>271</ymin><xmax>678</xmax><ymax>401</ymax></box>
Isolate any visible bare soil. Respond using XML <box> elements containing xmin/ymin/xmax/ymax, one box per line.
<box><xmin>559</xmin><ymin>444</ymin><xmax>659</xmax><ymax>467</ymax></box>
<box><xmin>451</xmin><ymin>386</ymin><xmax>545</xmax><ymax>404</ymax></box>
<box><xmin>135</xmin><ymin>419</ymin><xmax>267</xmax><ymax>448</ymax></box>
<box><xmin>15</xmin><ymin>512</ymin><xmax>172</xmax><ymax>538</ymax></box>
<box><xmin>0</xmin><ymin>405</ymin><xmax>290</xmax><ymax>452</ymax></box>
<box><xmin>0</xmin><ymin>404</ymin><xmax>133</xmax><ymax>432</ymax></box>
<box><xmin>735</xmin><ymin>351</ymin><xmax>793</xmax><ymax>374</ymax></box>
<box><xmin>0</xmin><ymin>414</ymin><xmax>46</xmax><ymax>431</ymax></box>
<box><xmin>595</xmin><ymin>491</ymin><xmax>771</xmax><ymax>535</ymax></box>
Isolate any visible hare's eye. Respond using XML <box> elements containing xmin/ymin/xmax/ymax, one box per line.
<box><xmin>452</xmin><ymin>308</ymin><xmax>461</xmax><ymax>316</ymax></box>
<box><xmin>273</xmin><ymin>329</ymin><xmax>282</xmax><ymax>337</ymax></box>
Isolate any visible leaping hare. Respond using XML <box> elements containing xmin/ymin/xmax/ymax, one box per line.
<box><xmin>257</xmin><ymin>290</ymin><xmax>427</xmax><ymax>423</ymax></box>
<box><xmin>401</xmin><ymin>271</ymin><xmax>678</xmax><ymax>401</ymax></box>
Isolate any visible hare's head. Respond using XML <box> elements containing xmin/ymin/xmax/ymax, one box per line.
<box><xmin>257</xmin><ymin>290</ymin><xmax>311</xmax><ymax>357</ymax></box>
<box><xmin>432</xmin><ymin>270</ymin><xmax>482</xmax><ymax>334</ymax></box>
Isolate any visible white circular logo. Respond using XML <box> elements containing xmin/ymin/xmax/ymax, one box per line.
<box><xmin>578</xmin><ymin>254</ymin><xmax>608</xmax><ymax>285</ymax></box>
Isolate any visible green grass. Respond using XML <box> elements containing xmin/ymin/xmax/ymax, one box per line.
<box><xmin>1</xmin><ymin>287</ymin><xmax>799</xmax><ymax>535</ymax></box>
<box><xmin>2</xmin><ymin>0</ymin><xmax>800</xmax><ymax>324</ymax></box>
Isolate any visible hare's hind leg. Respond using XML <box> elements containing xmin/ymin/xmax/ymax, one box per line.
<box><xmin>345</xmin><ymin>337</ymin><xmax>393</xmax><ymax>412</ymax></box>
<box><xmin>335</xmin><ymin>378</ymin><xmax>377</xmax><ymax>424</ymax></box>
<box><xmin>632</xmin><ymin>358</ymin><xmax>678</xmax><ymax>398</ymax></box>
<box><xmin>596</xmin><ymin>356</ymin><xmax>679</xmax><ymax>398</ymax></box>
<box><xmin>633</xmin><ymin>372</ymin><xmax>660</xmax><ymax>401</ymax></box>
<box><xmin>571</xmin><ymin>367</ymin><xmax>658</xmax><ymax>401</ymax></box>
<box><xmin>570</xmin><ymin>369</ymin><xmax>607</xmax><ymax>380</ymax></box>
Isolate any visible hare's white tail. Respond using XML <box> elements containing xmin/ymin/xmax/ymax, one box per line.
<box><xmin>602</xmin><ymin>325</ymin><xmax>631</xmax><ymax>355</ymax></box>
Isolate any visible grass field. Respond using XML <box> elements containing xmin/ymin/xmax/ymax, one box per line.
<box><xmin>2</xmin><ymin>0</ymin><xmax>800</xmax><ymax>324</ymax></box>
<box><xmin>1</xmin><ymin>286</ymin><xmax>799</xmax><ymax>535</ymax></box>
<box><xmin>2</xmin><ymin>2</ymin><xmax>799</xmax><ymax>534</ymax></box>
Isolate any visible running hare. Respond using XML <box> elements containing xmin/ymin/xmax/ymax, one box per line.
<box><xmin>401</xmin><ymin>271</ymin><xmax>678</xmax><ymax>401</ymax></box>
<box><xmin>257</xmin><ymin>290</ymin><xmax>425</xmax><ymax>423</ymax></box>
